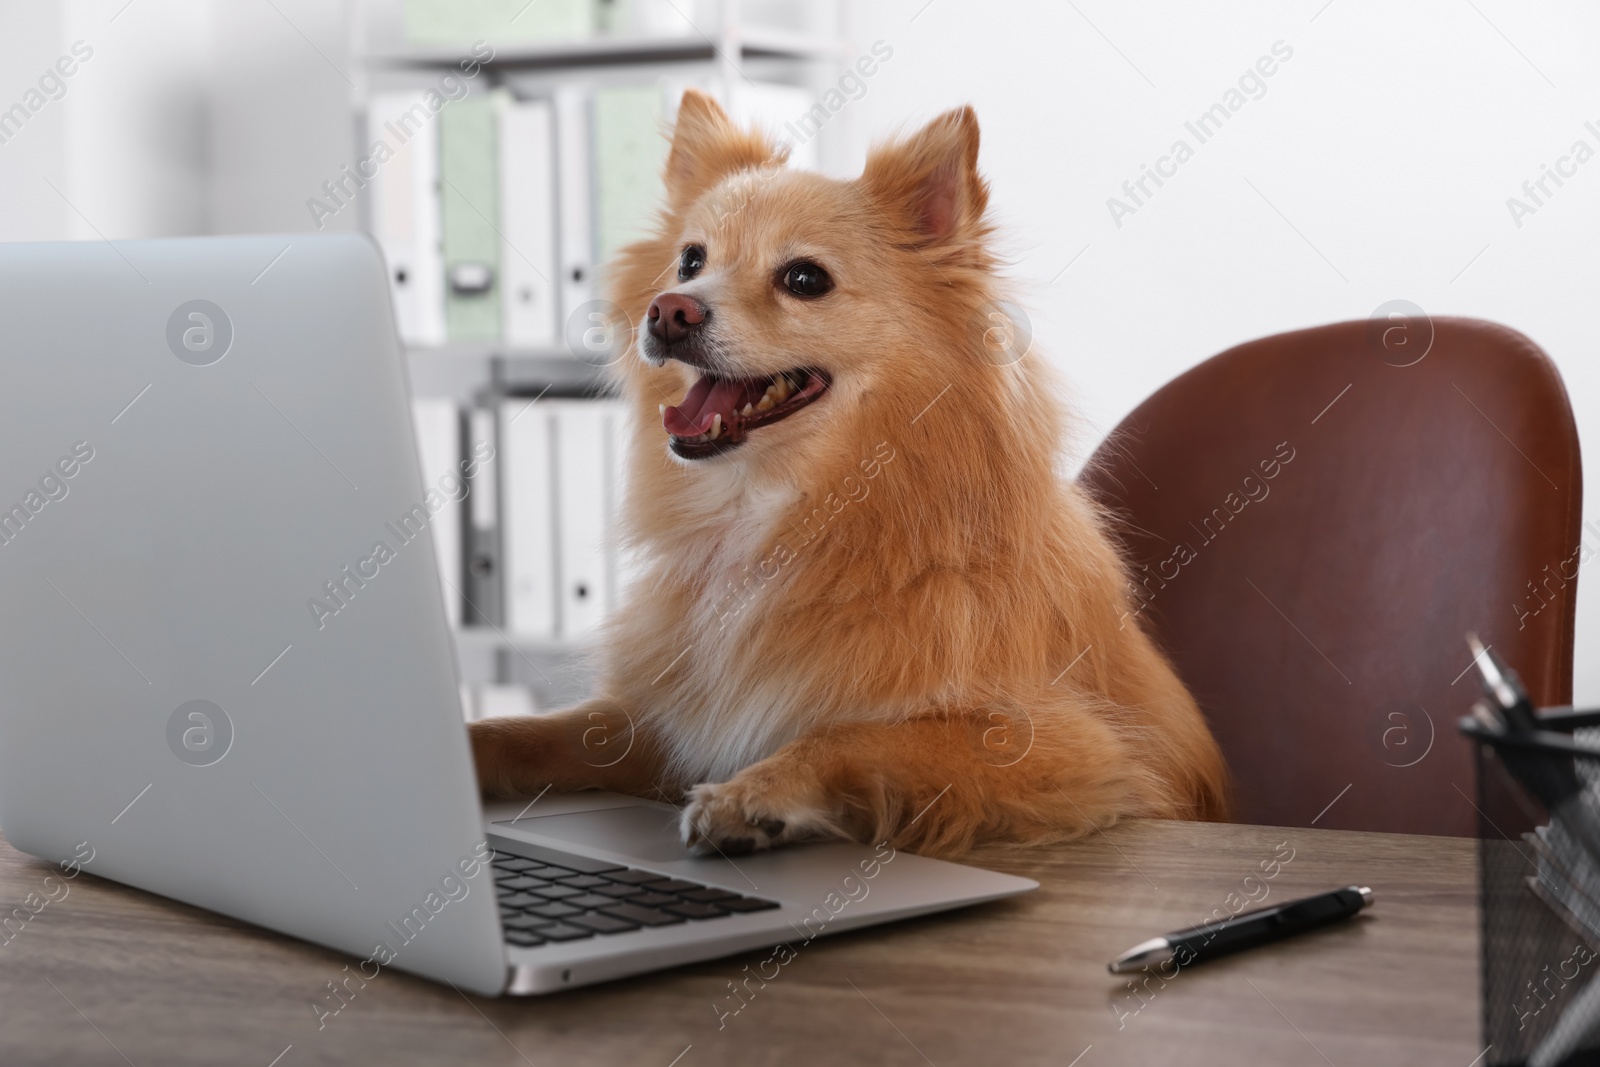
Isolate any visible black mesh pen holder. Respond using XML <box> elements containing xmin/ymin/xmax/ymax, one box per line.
<box><xmin>1463</xmin><ymin>708</ymin><xmax>1600</xmax><ymax>1067</ymax></box>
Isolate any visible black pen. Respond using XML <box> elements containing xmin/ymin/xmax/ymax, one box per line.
<box><xmin>1107</xmin><ymin>885</ymin><xmax>1373</xmax><ymax>974</ymax></box>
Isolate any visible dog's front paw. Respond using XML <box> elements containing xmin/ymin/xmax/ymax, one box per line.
<box><xmin>680</xmin><ymin>778</ymin><xmax>836</xmax><ymax>856</ymax></box>
<box><xmin>467</xmin><ymin>717</ymin><xmax>549</xmax><ymax>798</ymax></box>
<box><xmin>467</xmin><ymin>719</ymin><xmax>515</xmax><ymax>797</ymax></box>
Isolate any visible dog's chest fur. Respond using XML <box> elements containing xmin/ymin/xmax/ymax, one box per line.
<box><xmin>638</xmin><ymin>466</ymin><xmax>823</xmax><ymax>781</ymax></box>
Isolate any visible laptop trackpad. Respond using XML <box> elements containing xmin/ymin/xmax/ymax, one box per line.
<box><xmin>495</xmin><ymin>803</ymin><xmax>691</xmax><ymax>863</ymax></box>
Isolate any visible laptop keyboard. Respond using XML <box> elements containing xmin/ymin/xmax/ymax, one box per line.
<box><xmin>491</xmin><ymin>843</ymin><xmax>780</xmax><ymax>948</ymax></box>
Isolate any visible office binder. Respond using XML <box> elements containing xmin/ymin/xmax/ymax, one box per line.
<box><xmin>593</xmin><ymin>84</ymin><xmax>669</xmax><ymax>267</ymax></box>
<box><xmin>411</xmin><ymin>398</ymin><xmax>464</xmax><ymax>628</ymax></box>
<box><xmin>439</xmin><ymin>91</ymin><xmax>502</xmax><ymax>341</ymax></box>
<box><xmin>603</xmin><ymin>397</ymin><xmax>642</xmax><ymax>607</ymax></box>
<box><xmin>500</xmin><ymin>396</ymin><xmax>557</xmax><ymax>640</ymax></box>
<box><xmin>498</xmin><ymin>97</ymin><xmax>559</xmax><ymax>349</ymax></box>
<box><xmin>550</xmin><ymin>399</ymin><xmax>614</xmax><ymax>637</ymax></box>
<box><xmin>367</xmin><ymin>91</ymin><xmax>445</xmax><ymax>345</ymax></box>
<box><xmin>554</xmin><ymin>86</ymin><xmax>597</xmax><ymax>338</ymax></box>
<box><xmin>463</xmin><ymin>405</ymin><xmax>503</xmax><ymax>626</ymax></box>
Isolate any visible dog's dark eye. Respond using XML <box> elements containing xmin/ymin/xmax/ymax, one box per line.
<box><xmin>678</xmin><ymin>245</ymin><xmax>706</xmax><ymax>281</ymax></box>
<box><xmin>781</xmin><ymin>261</ymin><xmax>833</xmax><ymax>298</ymax></box>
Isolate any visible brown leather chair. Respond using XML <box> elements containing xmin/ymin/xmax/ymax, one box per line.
<box><xmin>1079</xmin><ymin>317</ymin><xmax>1582</xmax><ymax>836</ymax></box>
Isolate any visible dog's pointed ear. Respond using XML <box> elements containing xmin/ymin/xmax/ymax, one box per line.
<box><xmin>664</xmin><ymin>89</ymin><xmax>781</xmax><ymax>209</ymax></box>
<box><xmin>860</xmin><ymin>106</ymin><xmax>987</xmax><ymax>245</ymax></box>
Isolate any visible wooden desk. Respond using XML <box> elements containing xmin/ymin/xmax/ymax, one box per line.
<box><xmin>0</xmin><ymin>820</ymin><xmax>1479</xmax><ymax>1066</ymax></box>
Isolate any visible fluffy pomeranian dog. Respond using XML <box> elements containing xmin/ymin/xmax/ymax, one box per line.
<box><xmin>471</xmin><ymin>91</ymin><xmax>1228</xmax><ymax>858</ymax></box>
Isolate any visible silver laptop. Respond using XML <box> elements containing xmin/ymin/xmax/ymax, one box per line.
<box><xmin>0</xmin><ymin>234</ymin><xmax>1036</xmax><ymax>996</ymax></box>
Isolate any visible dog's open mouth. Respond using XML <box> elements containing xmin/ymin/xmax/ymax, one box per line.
<box><xmin>661</xmin><ymin>369</ymin><xmax>830</xmax><ymax>459</ymax></box>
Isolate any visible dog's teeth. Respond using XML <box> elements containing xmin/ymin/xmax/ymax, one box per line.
<box><xmin>708</xmin><ymin>414</ymin><xmax>722</xmax><ymax>440</ymax></box>
<box><xmin>741</xmin><ymin>402</ymin><xmax>753</xmax><ymax>417</ymax></box>
<box><xmin>659</xmin><ymin>404</ymin><xmax>666</xmax><ymax>416</ymax></box>
<box><xmin>774</xmin><ymin>378</ymin><xmax>790</xmax><ymax>402</ymax></box>
<box><xmin>756</xmin><ymin>395</ymin><xmax>775</xmax><ymax>412</ymax></box>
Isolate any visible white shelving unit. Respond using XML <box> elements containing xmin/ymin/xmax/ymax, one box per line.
<box><xmin>346</xmin><ymin>0</ymin><xmax>850</xmax><ymax>708</ymax></box>
<box><xmin>364</xmin><ymin>27</ymin><xmax>846</xmax><ymax>69</ymax></box>
<box><xmin>403</xmin><ymin>345</ymin><xmax>608</xmax><ymax>405</ymax></box>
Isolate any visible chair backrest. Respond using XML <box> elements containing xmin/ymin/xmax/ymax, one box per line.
<box><xmin>1079</xmin><ymin>318</ymin><xmax>1583</xmax><ymax>836</ymax></box>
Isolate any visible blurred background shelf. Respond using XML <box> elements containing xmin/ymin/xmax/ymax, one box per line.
<box><xmin>405</xmin><ymin>345</ymin><xmax>613</xmax><ymax>402</ymax></box>
<box><xmin>452</xmin><ymin>626</ymin><xmax>598</xmax><ymax>710</ymax></box>
<box><xmin>453</xmin><ymin>624</ymin><xmax>581</xmax><ymax>657</ymax></box>
<box><xmin>365</xmin><ymin>29</ymin><xmax>844</xmax><ymax>70</ymax></box>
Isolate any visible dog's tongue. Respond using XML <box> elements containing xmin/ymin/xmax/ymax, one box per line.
<box><xmin>663</xmin><ymin>375</ymin><xmax>750</xmax><ymax>436</ymax></box>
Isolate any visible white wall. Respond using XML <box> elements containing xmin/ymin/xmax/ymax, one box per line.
<box><xmin>841</xmin><ymin>0</ymin><xmax>1600</xmax><ymax>702</ymax></box>
<box><xmin>59</xmin><ymin>0</ymin><xmax>211</xmax><ymax>238</ymax></box>
<box><xmin>207</xmin><ymin>0</ymin><xmax>356</xmax><ymax>235</ymax></box>
<box><xmin>0</xmin><ymin>3</ymin><xmax>78</xmax><ymax>240</ymax></box>
<box><xmin>0</xmin><ymin>0</ymin><xmax>341</xmax><ymax>242</ymax></box>
<box><xmin>0</xmin><ymin>0</ymin><xmax>210</xmax><ymax>242</ymax></box>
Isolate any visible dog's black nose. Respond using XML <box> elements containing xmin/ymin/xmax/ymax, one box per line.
<box><xmin>647</xmin><ymin>292</ymin><xmax>708</xmax><ymax>345</ymax></box>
